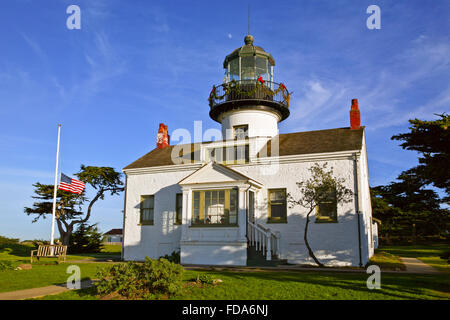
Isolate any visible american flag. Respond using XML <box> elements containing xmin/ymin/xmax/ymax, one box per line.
<box><xmin>59</xmin><ymin>173</ymin><xmax>85</xmax><ymax>194</ymax></box>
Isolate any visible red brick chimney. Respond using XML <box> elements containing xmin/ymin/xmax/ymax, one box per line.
<box><xmin>156</xmin><ymin>123</ymin><xmax>170</xmax><ymax>149</ymax></box>
<box><xmin>350</xmin><ymin>99</ymin><xmax>361</xmax><ymax>130</ymax></box>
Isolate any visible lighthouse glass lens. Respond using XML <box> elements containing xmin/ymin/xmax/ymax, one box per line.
<box><xmin>255</xmin><ymin>56</ymin><xmax>267</xmax><ymax>81</ymax></box>
<box><xmin>229</xmin><ymin>58</ymin><xmax>240</xmax><ymax>81</ymax></box>
<box><xmin>241</xmin><ymin>56</ymin><xmax>256</xmax><ymax>81</ymax></box>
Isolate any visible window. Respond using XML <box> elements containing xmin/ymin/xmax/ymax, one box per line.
<box><xmin>316</xmin><ymin>189</ymin><xmax>337</xmax><ymax>222</ymax></box>
<box><xmin>225</xmin><ymin>144</ymin><xmax>249</xmax><ymax>164</ymax></box>
<box><xmin>175</xmin><ymin>193</ymin><xmax>182</xmax><ymax>225</ymax></box>
<box><xmin>255</xmin><ymin>56</ymin><xmax>268</xmax><ymax>80</ymax></box>
<box><xmin>207</xmin><ymin>147</ymin><xmax>224</xmax><ymax>162</ymax></box>
<box><xmin>241</xmin><ymin>56</ymin><xmax>256</xmax><ymax>80</ymax></box>
<box><xmin>233</xmin><ymin>125</ymin><xmax>248</xmax><ymax>140</ymax></box>
<box><xmin>206</xmin><ymin>144</ymin><xmax>249</xmax><ymax>164</ymax></box>
<box><xmin>192</xmin><ymin>189</ymin><xmax>238</xmax><ymax>226</ymax></box>
<box><xmin>140</xmin><ymin>195</ymin><xmax>154</xmax><ymax>225</ymax></box>
<box><xmin>268</xmin><ymin>189</ymin><xmax>287</xmax><ymax>223</ymax></box>
<box><xmin>229</xmin><ymin>58</ymin><xmax>240</xmax><ymax>81</ymax></box>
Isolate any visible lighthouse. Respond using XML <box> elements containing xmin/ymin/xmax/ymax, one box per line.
<box><xmin>208</xmin><ymin>34</ymin><xmax>290</xmax><ymax>141</ymax></box>
<box><xmin>123</xmin><ymin>30</ymin><xmax>375</xmax><ymax>268</ymax></box>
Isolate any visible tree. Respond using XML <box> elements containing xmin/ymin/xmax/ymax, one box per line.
<box><xmin>69</xmin><ymin>223</ymin><xmax>104</xmax><ymax>253</ymax></box>
<box><xmin>372</xmin><ymin>113</ymin><xmax>450</xmax><ymax>243</ymax></box>
<box><xmin>372</xmin><ymin>169</ymin><xmax>449</xmax><ymax>242</ymax></box>
<box><xmin>391</xmin><ymin>113</ymin><xmax>450</xmax><ymax>202</ymax></box>
<box><xmin>24</xmin><ymin>165</ymin><xmax>124</xmax><ymax>245</ymax></box>
<box><xmin>24</xmin><ymin>183</ymin><xmax>86</xmax><ymax>245</ymax></box>
<box><xmin>370</xmin><ymin>187</ymin><xmax>402</xmax><ymax>244</ymax></box>
<box><xmin>287</xmin><ymin>163</ymin><xmax>353</xmax><ymax>267</ymax></box>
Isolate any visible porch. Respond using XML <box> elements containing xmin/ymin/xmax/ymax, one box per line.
<box><xmin>177</xmin><ymin>162</ymin><xmax>283</xmax><ymax>266</ymax></box>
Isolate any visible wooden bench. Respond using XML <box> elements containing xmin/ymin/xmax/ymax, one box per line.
<box><xmin>30</xmin><ymin>245</ymin><xmax>67</xmax><ymax>264</ymax></box>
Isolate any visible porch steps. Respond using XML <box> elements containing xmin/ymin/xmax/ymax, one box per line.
<box><xmin>246</xmin><ymin>244</ymin><xmax>288</xmax><ymax>267</ymax></box>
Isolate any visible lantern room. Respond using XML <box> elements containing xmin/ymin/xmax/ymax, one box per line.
<box><xmin>209</xmin><ymin>34</ymin><xmax>291</xmax><ymax>136</ymax></box>
<box><xmin>223</xmin><ymin>35</ymin><xmax>275</xmax><ymax>84</ymax></box>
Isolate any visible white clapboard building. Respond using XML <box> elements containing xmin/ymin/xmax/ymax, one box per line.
<box><xmin>122</xmin><ymin>35</ymin><xmax>377</xmax><ymax>266</ymax></box>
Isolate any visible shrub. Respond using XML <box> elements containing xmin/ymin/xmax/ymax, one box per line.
<box><xmin>0</xmin><ymin>242</ymin><xmax>35</xmax><ymax>257</ymax></box>
<box><xmin>0</xmin><ymin>261</ymin><xmax>14</xmax><ymax>272</ymax></box>
<box><xmin>0</xmin><ymin>235</ymin><xmax>19</xmax><ymax>245</ymax></box>
<box><xmin>196</xmin><ymin>274</ymin><xmax>214</xmax><ymax>285</ymax></box>
<box><xmin>159</xmin><ymin>251</ymin><xmax>180</xmax><ymax>264</ymax></box>
<box><xmin>69</xmin><ymin>223</ymin><xmax>104</xmax><ymax>254</ymax></box>
<box><xmin>95</xmin><ymin>257</ymin><xmax>184</xmax><ymax>299</ymax></box>
<box><xmin>32</xmin><ymin>239</ymin><xmax>49</xmax><ymax>247</ymax></box>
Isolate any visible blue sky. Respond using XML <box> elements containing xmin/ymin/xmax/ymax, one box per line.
<box><xmin>0</xmin><ymin>0</ymin><xmax>449</xmax><ymax>240</ymax></box>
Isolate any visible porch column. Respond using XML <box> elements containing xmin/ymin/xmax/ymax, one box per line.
<box><xmin>181</xmin><ymin>188</ymin><xmax>191</xmax><ymax>241</ymax></box>
<box><xmin>238</xmin><ymin>186</ymin><xmax>248</xmax><ymax>241</ymax></box>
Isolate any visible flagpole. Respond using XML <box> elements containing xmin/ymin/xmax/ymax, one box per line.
<box><xmin>50</xmin><ymin>124</ymin><xmax>61</xmax><ymax>245</ymax></box>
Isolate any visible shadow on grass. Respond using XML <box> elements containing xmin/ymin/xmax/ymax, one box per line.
<box><xmin>189</xmin><ymin>269</ymin><xmax>449</xmax><ymax>300</ymax></box>
<box><xmin>32</xmin><ymin>286</ymin><xmax>99</xmax><ymax>300</ymax></box>
<box><xmin>377</xmin><ymin>244</ymin><xmax>449</xmax><ymax>258</ymax></box>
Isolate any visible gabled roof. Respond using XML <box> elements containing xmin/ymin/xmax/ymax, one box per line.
<box><xmin>258</xmin><ymin>127</ymin><xmax>364</xmax><ymax>157</ymax></box>
<box><xmin>123</xmin><ymin>127</ymin><xmax>364</xmax><ymax>170</ymax></box>
<box><xmin>178</xmin><ymin>162</ymin><xmax>262</xmax><ymax>187</ymax></box>
<box><xmin>104</xmin><ymin>228</ymin><xmax>122</xmax><ymax>235</ymax></box>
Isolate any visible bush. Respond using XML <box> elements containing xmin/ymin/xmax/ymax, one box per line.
<box><xmin>159</xmin><ymin>251</ymin><xmax>180</xmax><ymax>264</ymax></box>
<box><xmin>0</xmin><ymin>235</ymin><xmax>19</xmax><ymax>245</ymax></box>
<box><xmin>0</xmin><ymin>261</ymin><xmax>15</xmax><ymax>272</ymax></box>
<box><xmin>31</xmin><ymin>239</ymin><xmax>49</xmax><ymax>247</ymax></box>
<box><xmin>95</xmin><ymin>257</ymin><xmax>184</xmax><ymax>299</ymax></box>
<box><xmin>69</xmin><ymin>223</ymin><xmax>104</xmax><ymax>254</ymax></box>
<box><xmin>196</xmin><ymin>274</ymin><xmax>214</xmax><ymax>285</ymax></box>
<box><xmin>0</xmin><ymin>241</ymin><xmax>35</xmax><ymax>257</ymax></box>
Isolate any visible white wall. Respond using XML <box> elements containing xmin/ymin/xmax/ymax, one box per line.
<box><xmin>358</xmin><ymin>132</ymin><xmax>375</xmax><ymax>261</ymax></box>
<box><xmin>181</xmin><ymin>241</ymin><xmax>247</xmax><ymax>266</ymax></box>
<box><xmin>236</xmin><ymin>158</ymin><xmax>363</xmax><ymax>266</ymax></box>
<box><xmin>123</xmin><ymin>170</ymin><xmax>195</xmax><ymax>261</ymax></box>
<box><xmin>220</xmin><ymin>109</ymin><xmax>280</xmax><ymax>139</ymax></box>
<box><xmin>104</xmin><ymin>235</ymin><xmax>122</xmax><ymax>243</ymax></box>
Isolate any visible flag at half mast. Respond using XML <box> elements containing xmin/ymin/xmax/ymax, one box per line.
<box><xmin>59</xmin><ymin>173</ymin><xmax>85</xmax><ymax>194</ymax></box>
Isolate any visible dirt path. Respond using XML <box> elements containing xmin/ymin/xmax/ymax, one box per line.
<box><xmin>400</xmin><ymin>257</ymin><xmax>441</xmax><ymax>274</ymax></box>
<box><xmin>0</xmin><ymin>279</ymin><xmax>94</xmax><ymax>300</ymax></box>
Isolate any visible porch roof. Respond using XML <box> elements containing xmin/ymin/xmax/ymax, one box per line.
<box><xmin>178</xmin><ymin>162</ymin><xmax>263</xmax><ymax>188</ymax></box>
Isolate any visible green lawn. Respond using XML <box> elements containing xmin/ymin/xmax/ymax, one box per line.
<box><xmin>35</xmin><ymin>268</ymin><xmax>450</xmax><ymax>300</ymax></box>
<box><xmin>369</xmin><ymin>251</ymin><xmax>406</xmax><ymax>271</ymax></box>
<box><xmin>0</xmin><ymin>263</ymin><xmax>105</xmax><ymax>293</ymax></box>
<box><xmin>376</xmin><ymin>244</ymin><xmax>449</xmax><ymax>273</ymax></box>
<box><xmin>0</xmin><ymin>242</ymin><xmax>121</xmax><ymax>267</ymax></box>
<box><xmin>2</xmin><ymin>242</ymin><xmax>449</xmax><ymax>300</ymax></box>
<box><xmin>0</xmin><ymin>242</ymin><xmax>121</xmax><ymax>293</ymax></box>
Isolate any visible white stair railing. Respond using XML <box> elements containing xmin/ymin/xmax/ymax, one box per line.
<box><xmin>247</xmin><ymin>221</ymin><xmax>280</xmax><ymax>261</ymax></box>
